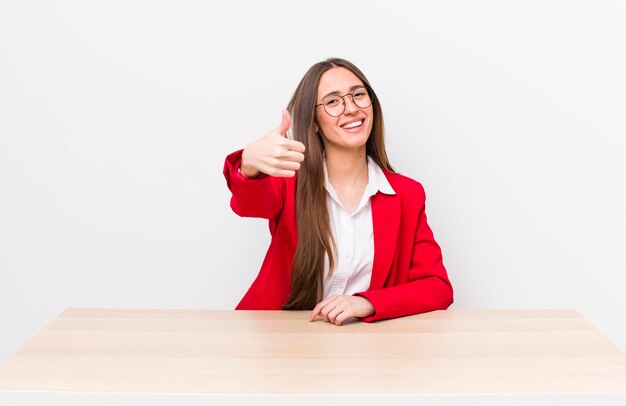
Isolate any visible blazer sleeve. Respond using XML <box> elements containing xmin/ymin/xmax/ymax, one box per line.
<box><xmin>356</xmin><ymin>184</ymin><xmax>453</xmax><ymax>322</ymax></box>
<box><xmin>223</xmin><ymin>149</ymin><xmax>286</xmax><ymax>219</ymax></box>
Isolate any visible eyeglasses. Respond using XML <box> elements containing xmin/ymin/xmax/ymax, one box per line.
<box><xmin>315</xmin><ymin>86</ymin><xmax>374</xmax><ymax>117</ymax></box>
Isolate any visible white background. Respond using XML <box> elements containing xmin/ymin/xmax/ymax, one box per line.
<box><xmin>1</xmin><ymin>0</ymin><xmax>625</xmax><ymax>363</ymax></box>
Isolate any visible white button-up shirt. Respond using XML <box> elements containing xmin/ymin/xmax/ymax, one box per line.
<box><xmin>322</xmin><ymin>156</ymin><xmax>396</xmax><ymax>299</ymax></box>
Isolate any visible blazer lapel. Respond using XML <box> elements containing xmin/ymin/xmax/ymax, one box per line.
<box><xmin>370</xmin><ymin>191</ymin><xmax>401</xmax><ymax>290</ymax></box>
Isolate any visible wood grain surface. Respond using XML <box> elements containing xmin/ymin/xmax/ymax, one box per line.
<box><xmin>0</xmin><ymin>308</ymin><xmax>625</xmax><ymax>395</ymax></box>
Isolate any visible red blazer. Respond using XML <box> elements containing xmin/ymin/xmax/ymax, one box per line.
<box><xmin>223</xmin><ymin>149</ymin><xmax>453</xmax><ymax>322</ymax></box>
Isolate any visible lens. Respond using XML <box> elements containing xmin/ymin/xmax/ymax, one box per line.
<box><xmin>353</xmin><ymin>87</ymin><xmax>372</xmax><ymax>109</ymax></box>
<box><xmin>323</xmin><ymin>96</ymin><xmax>344</xmax><ymax>117</ymax></box>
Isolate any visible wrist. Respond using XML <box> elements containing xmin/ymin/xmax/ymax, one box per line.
<box><xmin>240</xmin><ymin>149</ymin><xmax>262</xmax><ymax>179</ymax></box>
<box><xmin>354</xmin><ymin>294</ymin><xmax>375</xmax><ymax>318</ymax></box>
<box><xmin>239</xmin><ymin>166</ymin><xmax>262</xmax><ymax>179</ymax></box>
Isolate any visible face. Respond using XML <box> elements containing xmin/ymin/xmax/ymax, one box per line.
<box><xmin>315</xmin><ymin>67</ymin><xmax>374</xmax><ymax>153</ymax></box>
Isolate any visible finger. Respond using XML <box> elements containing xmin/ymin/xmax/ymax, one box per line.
<box><xmin>317</xmin><ymin>303</ymin><xmax>333</xmax><ymax>322</ymax></box>
<box><xmin>270</xmin><ymin>159</ymin><xmax>300</xmax><ymax>171</ymax></box>
<box><xmin>327</xmin><ymin>305</ymin><xmax>345</xmax><ymax>324</ymax></box>
<box><xmin>256</xmin><ymin>163</ymin><xmax>296</xmax><ymax>178</ymax></box>
<box><xmin>309</xmin><ymin>295</ymin><xmax>338</xmax><ymax>321</ymax></box>
<box><xmin>283</xmin><ymin>139</ymin><xmax>305</xmax><ymax>153</ymax></box>
<box><xmin>267</xmin><ymin>169</ymin><xmax>296</xmax><ymax>178</ymax></box>
<box><xmin>310</xmin><ymin>297</ymin><xmax>332</xmax><ymax>321</ymax></box>
<box><xmin>309</xmin><ymin>301</ymin><xmax>325</xmax><ymax>321</ymax></box>
<box><xmin>320</xmin><ymin>299</ymin><xmax>343</xmax><ymax>322</ymax></box>
<box><xmin>276</xmin><ymin>109</ymin><xmax>291</xmax><ymax>136</ymax></box>
<box><xmin>276</xmin><ymin>150</ymin><xmax>304</xmax><ymax>163</ymax></box>
<box><xmin>272</xmin><ymin>146</ymin><xmax>303</xmax><ymax>162</ymax></box>
<box><xmin>335</xmin><ymin>311</ymin><xmax>350</xmax><ymax>326</ymax></box>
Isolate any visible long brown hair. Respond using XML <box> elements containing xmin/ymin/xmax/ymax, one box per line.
<box><xmin>282</xmin><ymin>58</ymin><xmax>393</xmax><ymax>310</ymax></box>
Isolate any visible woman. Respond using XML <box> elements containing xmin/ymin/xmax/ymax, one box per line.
<box><xmin>223</xmin><ymin>57</ymin><xmax>453</xmax><ymax>325</ymax></box>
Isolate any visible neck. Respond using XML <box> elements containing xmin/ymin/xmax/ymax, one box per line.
<box><xmin>324</xmin><ymin>146</ymin><xmax>368</xmax><ymax>186</ymax></box>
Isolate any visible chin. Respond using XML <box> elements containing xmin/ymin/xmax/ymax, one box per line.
<box><xmin>340</xmin><ymin>136</ymin><xmax>370</xmax><ymax>151</ymax></box>
<box><xmin>322</xmin><ymin>129</ymin><xmax>371</xmax><ymax>152</ymax></box>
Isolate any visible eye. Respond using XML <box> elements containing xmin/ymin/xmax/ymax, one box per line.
<box><xmin>324</xmin><ymin>97</ymin><xmax>341</xmax><ymax>106</ymax></box>
<box><xmin>353</xmin><ymin>90</ymin><xmax>367</xmax><ymax>98</ymax></box>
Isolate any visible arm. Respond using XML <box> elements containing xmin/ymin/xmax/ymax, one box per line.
<box><xmin>223</xmin><ymin>149</ymin><xmax>286</xmax><ymax>219</ymax></box>
<box><xmin>223</xmin><ymin>110</ymin><xmax>305</xmax><ymax>219</ymax></box>
<box><xmin>356</xmin><ymin>188</ymin><xmax>453</xmax><ymax>322</ymax></box>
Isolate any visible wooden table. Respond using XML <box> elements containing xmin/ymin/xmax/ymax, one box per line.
<box><xmin>1</xmin><ymin>309</ymin><xmax>625</xmax><ymax>405</ymax></box>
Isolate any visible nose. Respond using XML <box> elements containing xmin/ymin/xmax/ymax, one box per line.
<box><xmin>342</xmin><ymin>95</ymin><xmax>359</xmax><ymax>115</ymax></box>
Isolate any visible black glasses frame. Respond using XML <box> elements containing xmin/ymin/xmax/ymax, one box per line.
<box><xmin>315</xmin><ymin>86</ymin><xmax>374</xmax><ymax>117</ymax></box>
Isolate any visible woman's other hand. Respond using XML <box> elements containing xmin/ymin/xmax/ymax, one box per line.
<box><xmin>309</xmin><ymin>295</ymin><xmax>374</xmax><ymax>325</ymax></box>
<box><xmin>241</xmin><ymin>109</ymin><xmax>305</xmax><ymax>178</ymax></box>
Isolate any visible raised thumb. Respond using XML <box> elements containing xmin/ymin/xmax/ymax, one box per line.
<box><xmin>276</xmin><ymin>109</ymin><xmax>292</xmax><ymax>136</ymax></box>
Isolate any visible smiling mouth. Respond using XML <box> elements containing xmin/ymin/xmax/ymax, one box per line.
<box><xmin>340</xmin><ymin>119</ymin><xmax>364</xmax><ymax>129</ymax></box>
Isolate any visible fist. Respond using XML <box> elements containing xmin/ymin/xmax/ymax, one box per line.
<box><xmin>241</xmin><ymin>110</ymin><xmax>306</xmax><ymax>178</ymax></box>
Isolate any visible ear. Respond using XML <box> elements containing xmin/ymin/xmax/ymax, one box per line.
<box><xmin>312</xmin><ymin>119</ymin><xmax>319</xmax><ymax>133</ymax></box>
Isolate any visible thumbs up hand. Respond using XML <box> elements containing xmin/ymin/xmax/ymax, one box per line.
<box><xmin>241</xmin><ymin>110</ymin><xmax>306</xmax><ymax>178</ymax></box>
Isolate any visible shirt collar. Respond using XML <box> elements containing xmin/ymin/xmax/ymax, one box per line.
<box><xmin>322</xmin><ymin>155</ymin><xmax>396</xmax><ymax>201</ymax></box>
<box><xmin>366</xmin><ymin>155</ymin><xmax>396</xmax><ymax>196</ymax></box>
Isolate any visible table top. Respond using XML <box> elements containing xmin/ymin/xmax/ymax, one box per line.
<box><xmin>0</xmin><ymin>308</ymin><xmax>625</xmax><ymax>396</ymax></box>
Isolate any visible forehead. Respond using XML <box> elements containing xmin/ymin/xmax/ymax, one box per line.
<box><xmin>317</xmin><ymin>67</ymin><xmax>365</xmax><ymax>98</ymax></box>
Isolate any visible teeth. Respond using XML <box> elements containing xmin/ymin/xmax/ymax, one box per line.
<box><xmin>342</xmin><ymin>120</ymin><xmax>363</xmax><ymax>129</ymax></box>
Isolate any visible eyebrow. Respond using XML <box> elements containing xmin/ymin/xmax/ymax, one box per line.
<box><xmin>321</xmin><ymin>84</ymin><xmax>366</xmax><ymax>100</ymax></box>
